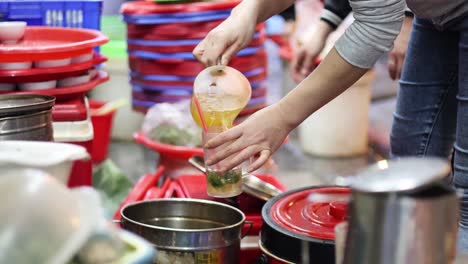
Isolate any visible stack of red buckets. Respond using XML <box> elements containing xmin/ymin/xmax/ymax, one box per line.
<box><xmin>121</xmin><ymin>0</ymin><xmax>268</xmax><ymax>117</ymax></box>
<box><xmin>0</xmin><ymin>26</ymin><xmax>109</xmax><ymax>187</ymax></box>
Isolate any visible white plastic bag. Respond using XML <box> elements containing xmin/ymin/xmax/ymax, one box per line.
<box><xmin>142</xmin><ymin>100</ymin><xmax>202</xmax><ymax>147</ymax></box>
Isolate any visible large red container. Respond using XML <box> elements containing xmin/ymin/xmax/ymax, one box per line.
<box><xmin>89</xmin><ymin>100</ymin><xmax>116</xmax><ymax>164</ymax></box>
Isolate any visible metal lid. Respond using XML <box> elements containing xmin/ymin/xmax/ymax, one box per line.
<box><xmin>242</xmin><ymin>174</ymin><xmax>283</xmax><ymax>201</ymax></box>
<box><xmin>0</xmin><ymin>94</ymin><xmax>55</xmax><ymax>118</ymax></box>
<box><xmin>349</xmin><ymin>157</ymin><xmax>451</xmax><ymax>193</ymax></box>
<box><xmin>268</xmin><ymin>187</ymin><xmax>350</xmax><ymax>240</ymax></box>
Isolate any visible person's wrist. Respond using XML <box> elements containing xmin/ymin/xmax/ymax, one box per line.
<box><xmin>231</xmin><ymin>0</ymin><xmax>259</xmax><ymax>23</ymax></box>
<box><xmin>316</xmin><ymin>20</ymin><xmax>334</xmax><ymax>38</ymax></box>
<box><xmin>271</xmin><ymin>102</ymin><xmax>297</xmax><ymax>133</ymax></box>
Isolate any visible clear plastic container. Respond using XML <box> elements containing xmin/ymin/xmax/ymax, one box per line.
<box><xmin>203</xmin><ymin>130</ymin><xmax>243</xmax><ymax>198</ymax></box>
<box><xmin>191</xmin><ymin>66</ymin><xmax>251</xmax><ymax>197</ymax></box>
<box><xmin>0</xmin><ymin>168</ymin><xmax>101</xmax><ymax>264</ymax></box>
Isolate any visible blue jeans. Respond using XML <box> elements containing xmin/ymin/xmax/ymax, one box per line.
<box><xmin>390</xmin><ymin>16</ymin><xmax>468</xmax><ymax>225</ymax></box>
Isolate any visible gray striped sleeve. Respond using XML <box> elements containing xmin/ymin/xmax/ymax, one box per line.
<box><xmin>334</xmin><ymin>0</ymin><xmax>406</xmax><ymax>69</ymax></box>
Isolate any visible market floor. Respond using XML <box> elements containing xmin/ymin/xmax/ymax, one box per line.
<box><xmin>108</xmin><ymin>96</ymin><xmax>395</xmax><ymax>189</ymax></box>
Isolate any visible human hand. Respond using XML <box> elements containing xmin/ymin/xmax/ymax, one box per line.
<box><xmin>193</xmin><ymin>9</ymin><xmax>257</xmax><ymax>66</ymax></box>
<box><xmin>291</xmin><ymin>20</ymin><xmax>333</xmax><ymax>83</ymax></box>
<box><xmin>388</xmin><ymin>16</ymin><xmax>413</xmax><ymax>80</ymax></box>
<box><xmin>204</xmin><ymin>105</ymin><xmax>292</xmax><ymax>173</ymax></box>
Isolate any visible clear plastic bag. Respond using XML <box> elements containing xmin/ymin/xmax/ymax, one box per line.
<box><xmin>142</xmin><ymin>100</ymin><xmax>202</xmax><ymax>147</ymax></box>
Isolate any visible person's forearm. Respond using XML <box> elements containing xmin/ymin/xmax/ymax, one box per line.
<box><xmin>276</xmin><ymin>48</ymin><xmax>368</xmax><ymax>130</ymax></box>
<box><xmin>231</xmin><ymin>0</ymin><xmax>295</xmax><ymax>24</ymax></box>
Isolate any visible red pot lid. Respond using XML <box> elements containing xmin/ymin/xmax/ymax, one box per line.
<box><xmin>270</xmin><ymin>187</ymin><xmax>350</xmax><ymax>240</ymax></box>
<box><xmin>121</xmin><ymin>0</ymin><xmax>240</xmax><ymax>15</ymax></box>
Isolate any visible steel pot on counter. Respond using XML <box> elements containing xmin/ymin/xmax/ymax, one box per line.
<box><xmin>119</xmin><ymin>198</ymin><xmax>252</xmax><ymax>264</ymax></box>
<box><xmin>0</xmin><ymin>94</ymin><xmax>55</xmax><ymax>141</ymax></box>
<box><xmin>258</xmin><ymin>186</ymin><xmax>350</xmax><ymax>264</ymax></box>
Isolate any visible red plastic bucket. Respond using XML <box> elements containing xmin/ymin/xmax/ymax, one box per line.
<box><xmin>89</xmin><ymin>100</ymin><xmax>116</xmax><ymax>163</ymax></box>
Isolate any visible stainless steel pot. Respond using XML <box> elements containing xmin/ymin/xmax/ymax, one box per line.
<box><xmin>0</xmin><ymin>94</ymin><xmax>55</xmax><ymax>141</ymax></box>
<box><xmin>120</xmin><ymin>198</ymin><xmax>251</xmax><ymax>264</ymax></box>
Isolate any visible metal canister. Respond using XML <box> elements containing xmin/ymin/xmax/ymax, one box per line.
<box><xmin>0</xmin><ymin>94</ymin><xmax>55</xmax><ymax>141</ymax></box>
<box><xmin>343</xmin><ymin>157</ymin><xmax>458</xmax><ymax>264</ymax></box>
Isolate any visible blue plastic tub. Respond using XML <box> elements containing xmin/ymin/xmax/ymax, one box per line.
<box><xmin>128</xmin><ymin>46</ymin><xmax>263</xmax><ymax>61</ymax></box>
<box><xmin>122</xmin><ymin>9</ymin><xmax>231</xmax><ymax>25</ymax></box>
<box><xmin>0</xmin><ymin>0</ymin><xmax>102</xmax><ymax>30</ymax></box>
<box><xmin>131</xmin><ymin>78</ymin><xmax>265</xmax><ymax>93</ymax></box>
<box><xmin>132</xmin><ymin>96</ymin><xmax>266</xmax><ymax>109</ymax></box>
<box><xmin>130</xmin><ymin>68</ymin><xmax>266</xmax><ymax>82</ymax></box>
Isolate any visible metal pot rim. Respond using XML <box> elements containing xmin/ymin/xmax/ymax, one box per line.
<box><xmin>0</xmin><ymin>94</ymin><xmax>55</xmax><ymax>117</ymax></box>
<box><xmin>258</xmin><ymin>239</ymin><xmax>294</xmax><ymax>264</ymax></box>
<box><xmin>120</xmin><ymin>198</ymin><xmax>246</xmax><ymax>232</ymax></box>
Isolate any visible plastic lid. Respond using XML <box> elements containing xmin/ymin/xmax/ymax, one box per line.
<box><xmin>53</xmin><ymin>97</ymin><xmax>88</xmax><ymax>122</ymax></box>
<box><xmin>121</xmin><ymin>0</ymin><xmax>240</xmax><ymax>15</ymax></box>
<box><xmin>0</xmin><ymin>141</ymin><xmax>89</xmax><ymax>185</ymax></box>
<box><xmin>270</xmin><ymin>187</ymin><xmax>350</xmax><ymax>240</ymax></box>
<box><xmin>53</xmin><ymin>117</ymin><xmax>94</xmax><ymax>142</ymax></box>
<box><xmin>0</xmin><ymin>94</ymin><xmax>55</xmax><ymax>117</ymax></box>
<box><xmin>0</xmin><ymin>27</ymin><xmax>108</xmax><ymax>62</ymax></box>
<box><xmin>348</xmin><ymin>157</ymin><xmax>451</xmax><ymax>193</ymax></box>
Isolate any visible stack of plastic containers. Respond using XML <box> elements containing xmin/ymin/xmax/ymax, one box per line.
<box><xmin>0</xmin><ymin>26</ymin><xmax>108</xmax><ymax>187</ymax></box>
<box><xmin>121</xmin><ymin>0</ymin><xmax>268</xmax><ymax>117</ymax></box>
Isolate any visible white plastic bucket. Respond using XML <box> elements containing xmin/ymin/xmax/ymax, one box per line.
<box><xmin>299</xmin><ymin>70</ymin><xmax>374</xmax><ymax>157</ymax></box>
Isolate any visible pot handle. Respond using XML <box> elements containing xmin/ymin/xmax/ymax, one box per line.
<box><xmin>241</xmin><ymin>221</ymin><xmax>254</xmax><ymax>239</ymax></box>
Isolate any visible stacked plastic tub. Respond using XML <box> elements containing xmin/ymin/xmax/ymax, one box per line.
<box><xmin>121</xmin><ymin>1</ymin><xmax>268</xmax><ymax>117</ymax></box>
<box><xmin>0</xmin><ymin>25</ymin><xmax>108</xmax><ymax>187</ymax></box>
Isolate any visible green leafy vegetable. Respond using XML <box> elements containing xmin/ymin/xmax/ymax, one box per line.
<box><xmin>207</xmin><ymin>170</ymin><xmax>242</xmax><ymax>189</ymax></box>
<box><xmin>148</xmin><ymin>124</ymin><xmax>201</xmax><ymax>147</ymax></box>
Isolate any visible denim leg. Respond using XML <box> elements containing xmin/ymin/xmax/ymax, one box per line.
<box><xmin>454</xmin><ymin>19</ymin><xmax>468</xmax><ymax>226</ymax></box>
<box><xmin>390</xmin><ymin>18</ymin><xmax>459</xmax><ymax>159</ymax></box>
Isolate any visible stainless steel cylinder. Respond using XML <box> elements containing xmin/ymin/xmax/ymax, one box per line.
<box><xmin>0</xmin><ymin>94</ymin><xmax>55</xmax><ymax>141</ymax></box>
<box><xmin>0</xmin><ymin>110</ymin><xmax>53</xmax><ymax>141</ymax></box>
<box><xmin>344</xmin><ymin>185</ymin><xmax>459</xmax><ymax>264</ymax></box>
